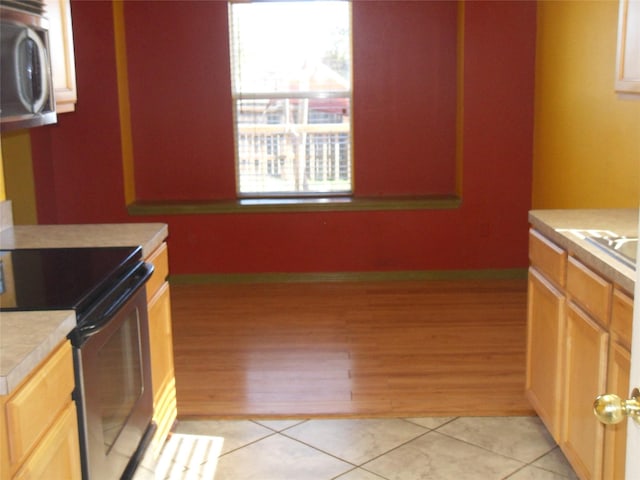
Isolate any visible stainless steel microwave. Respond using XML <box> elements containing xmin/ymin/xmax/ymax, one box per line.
<box><xmin>0</xmin><ymin>0</ymin><xmax>56</xmax><ymax>131</ymax></box>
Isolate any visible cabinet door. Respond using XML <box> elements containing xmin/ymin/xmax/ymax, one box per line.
<box><xmin>148</xmin><ymin>281</ymin><xmax>175</xmax><ymax>399</ymax></box>
<box><xmin>602</xmin><ymin>342</ymin><xmax>630</xmax><ymax>480</ymax></box>
<box><xmin>615</xmin><ymin>0</ymin><xmax>640</xmax><ymax>93</ymax></box>
<box><xmin>148</xmin><ymin>281</ymin><xmax>177</xmax><ymax>456</ymax></box>
<box><xmin>13</xmin><ymin>402</ymin><xmax>81</xmax><ymax>480</ymax></box>
<box><xmin>526</xmin><ymin>268</ymin><xmax>566</xmax><ymax>439</ymax></box>
<box><xmin>562</xmin><ymin>303</ymin><xmax>609</xmax><ymax>480</ymax></box>
<box><xmin>44</xmin><ymin>0</ymin><xmax>77</xmax><ymax>112</ymax></box>
<box><xmin>6</xmin><ymin>342</ymin><xmax>74</xmax><ymax>466</ymax></box>
<box><xmin>603</xmin><ymin>289</ymin><xmax>633</xmax><ymax>480</ymax></box>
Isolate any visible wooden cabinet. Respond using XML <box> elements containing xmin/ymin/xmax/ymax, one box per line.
<box><xmin>611</xmin><ymin>289</ymin><xmax>634</xmax><ymax>351</ymax></box>
<box><xmin>566</xmin><ymin>257</ymin><xmax>612</xmax><ymax>326</ymax></box>
<box><xmin>562</xmin><ymin>256</ymin><xmax>611</xmax><ymax>480</ymax></box>
<box><xmin>615</xmin><ymin>0</ymin><xmax>640</xmax><ymax>93</ymax></box>
<box><xmin>526</xmin><ymin>229</ymin><xmax>633</xmax><ymax>480</ymax></box>
<box><xmin>144</xmin><ymin>242</ymin><xmax>177</xmax><ymax>458</ymax></box>
<box><xmin>562</xmin><ymin>302</ymin><xmax>608</xmax><ymax>480</ymax></box>
<box><xmin>45</xmin><ymin>0</ymin><xmax>77</xmax><ymax>112</ymax></box>
<box><xmin>13</xmin><ymin>403</ymin><xmax>80</xmax><ymax>480</ymax></box>
<box><xmin>528</xmin><ymin>229</ymin><xmax>567</xmax><ymax>288</ymax></box>
<box><xmin>0</xmin><ymin>341</ymin><xmax>81</xmax><ymax>480</ymax></box>
<box><xmin>526</xmin><ymin>267</ymin><xmax>566</xmax><ymax>439</ymax></box>
<box><xmin>603</xmin><ymin>289</ymin><xmax>633</xmax><ymax>480</ymax></box>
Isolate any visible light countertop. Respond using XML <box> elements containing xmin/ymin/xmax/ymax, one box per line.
<box><xmin>0</xmin><ymin>221</ymin><xmax>168</xmax><ymax>396</ymax></box>
<box><xmin>0</xmin><ymin>222</ymin><xmax>168</xmax><ymax>258</ymax></box>
<box><xmin>529</xmin><ymin>208</ymin><xmax>638</xmax><ymax>294</ymax></box>
<box><xmin>0</xmin><ymin>311</ymin><xmax>76</xmax><ymax>395</ymax></box>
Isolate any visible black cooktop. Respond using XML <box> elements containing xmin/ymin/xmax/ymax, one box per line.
<box><xmin>0</xmin><ymin>246</ymin><xmax>142</xmax><ymax>314</ymax></box>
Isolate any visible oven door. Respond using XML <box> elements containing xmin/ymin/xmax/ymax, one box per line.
<box><xmin>73</xmin><ymin>269</ymin><xmax>154</xmax><ymax>480</ymax></box>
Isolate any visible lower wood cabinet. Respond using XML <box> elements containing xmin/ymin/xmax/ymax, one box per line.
<box><xmin>0</xmin><ymin>341</ymin><xmax>81</xmax><ymax>480</ymax></box>
<box><xmin>603</xmin><ymin>289</ymin><xmax>633</xmax><ymax>480</ymax></box>
<box><xmin>13</xmin><ymin>403</ymin><xmax>80</xmax><ymax>480</ymax></box>
<box><xmin>526</xmin><ymin>229</ymin><xmax>633</xmax><ymax>480</ymax></box>
<box><xmin>144</xmin><ymin>242</ymin><xmax>178</xmax><ymax>458</ymax></box>
<box><xmin>604</xmin><ymin>342</ymin><xmax>631</xmax><ymax>480</ymax></box>
<box><xmin>561</xmin><ymin>303</ymin><xmax>608</xmax><ymax>480</ymax></box>
<box><xmin>525</xmin><ymin>268</ymin><xmax>565</xmax><ymax>439</ymax></box>
<box><xmin>148</xmin><ymin>281</ymin><xmax>177</xmax><ymax>456</ymax></box>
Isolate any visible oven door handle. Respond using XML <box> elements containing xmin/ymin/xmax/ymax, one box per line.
<box><xmin>75</xmin><ymin>263</ymin><xmax>153</xmax><ymax>342</ymax></box>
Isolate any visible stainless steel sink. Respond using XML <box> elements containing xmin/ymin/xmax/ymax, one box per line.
<box><xmin>586</xmin><ymin>236</ymin><xmax>638</xmax><ymax>270</ymax></box>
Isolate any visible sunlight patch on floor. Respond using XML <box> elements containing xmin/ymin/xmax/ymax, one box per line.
<box><xmin>154</xmin><ymin>433</ymin><xmax>224</xmax><ymax>479</ymax></box>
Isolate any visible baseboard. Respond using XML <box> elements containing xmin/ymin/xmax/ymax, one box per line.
<box><xmin>169</xmin><ymin>268</ymin><xmax>527</xmax><ymax>285</ymax></box>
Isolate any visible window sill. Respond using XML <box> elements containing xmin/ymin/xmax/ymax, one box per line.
<box><xmin>127</xmin><ymin>195</ymin><xmax>461</xmax><ymax>215</ymax></box>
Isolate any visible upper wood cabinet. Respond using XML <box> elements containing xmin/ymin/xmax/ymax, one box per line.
<box><xmin>45</xmin><ymin>0</ymin><xmax>77</xmax><ymax>112</ymax></box>
<box><xmin>615</xmin><ymin>0</ymin><xmax>640</xmax><ymax>93</ymax></box>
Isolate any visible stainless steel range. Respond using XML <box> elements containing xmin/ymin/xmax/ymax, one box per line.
<box><xmin>0</xmin><ymin>246</ymin><xmax>155</xmax><ymax>480</ymax></box>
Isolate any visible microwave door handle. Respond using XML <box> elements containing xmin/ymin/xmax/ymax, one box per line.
<box><xmin>14</xmin><ymin>28</ymin><xmax>50</xmax><ymax>113</ymax></box>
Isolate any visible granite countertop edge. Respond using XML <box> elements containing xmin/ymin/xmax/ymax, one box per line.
<box><xmin>0</xmin><ymin>222</ymin><xmax>168</xmax><ymax>397</ymax></box>
<box><xmin>528</xmin><ymin>208</ymin><xmax>637</xmax><ymax>294</ymax></box>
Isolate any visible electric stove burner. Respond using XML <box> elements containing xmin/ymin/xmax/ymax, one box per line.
<box><xmin>0</xmin><ymin>246</ymin><xmax>142</xmax><ymax>315</ymax></box>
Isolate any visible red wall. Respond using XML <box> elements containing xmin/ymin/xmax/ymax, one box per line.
<box><xmin>31</xmin><ymin>0</ymin><xmax>127</xmax><ymax>224</ymax></box>
<box><xmin>30</xmin><ymin>0</ymin><xmax>536</xmax><ymax>275</ymax></box>
<box><xmin>123</xmin><ymin>1</ymin><xmax>458</xmax><ymax>200</ymax></box>
<box><xmin>352</xmin><ymin>1</ymin><xmax>458</xmax><ymax>196</ymax></box>
<box><xmin>125</xmin><ymin>1</ymin><xmax>236</xmax><ymax>201</ymax></box>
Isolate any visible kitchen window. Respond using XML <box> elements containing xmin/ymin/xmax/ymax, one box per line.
<box><xmin>228</xmin><ymin>0</ymin><xmax>352</xmax><ymax>197</ymax></box>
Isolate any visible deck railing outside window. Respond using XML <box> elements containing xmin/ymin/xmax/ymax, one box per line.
<box><xmin>235</xmin><ymin>97</ymin><xmax>351</xmax><ymax>195</ymax></box>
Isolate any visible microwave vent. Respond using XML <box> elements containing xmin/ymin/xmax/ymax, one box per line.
<box><xmin>0</xmin><ymin>0</ymin><xmax>45</xmax><ymax>16</ymax></box>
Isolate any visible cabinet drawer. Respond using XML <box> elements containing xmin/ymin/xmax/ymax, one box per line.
<box><xmin>145</xmin><ymin>242</ymin><xmax>169</xmax><ymax>300</ymax></box>
<box><xmin>611</xmin><ymin>289</ymin><xmax>633</xmax><ymax>350</ymax></box>
<box><xmin>529</xmin><ymin>229</ymin><xmax>566</xmax><ymax>287</ymax></box>
<box><xmin>6</xmin><ymin>342</ymin><xmax>75</xmax><ymax>465</ymax></box>
<box><xmin>566</xmin><ymin>256</ymin><xmax>612</xmax><ymax>326</ymax></box>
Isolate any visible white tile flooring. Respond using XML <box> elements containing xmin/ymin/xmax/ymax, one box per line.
<box><xmin>133</xmin><ymin>416</ymin><xmax>578</xmax><ymax>480</ymax></box>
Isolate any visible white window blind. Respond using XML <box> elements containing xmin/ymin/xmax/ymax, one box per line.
<box><xmin>228</xmin><ymin>1</ymin><xmax>352</xmax><ymax>197</ymax></box>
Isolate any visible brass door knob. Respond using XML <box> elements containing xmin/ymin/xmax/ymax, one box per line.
<box><xmin>593</xmin><ymin>388</ymin><xmax>640</xmax><ymax>425</ymax></box>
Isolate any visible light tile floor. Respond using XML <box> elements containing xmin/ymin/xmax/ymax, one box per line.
<box><xmin>133</xmin><ymin>417</ymin><xmax>579</xmax><ymax>480</ymax></box>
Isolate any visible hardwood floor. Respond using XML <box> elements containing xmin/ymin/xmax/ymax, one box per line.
<box><xmin>170</xmin><ymin>278</ymin><xmax>535</xmax><ymax>419</ymax></box>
